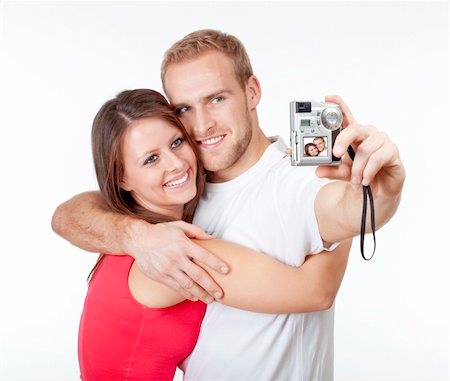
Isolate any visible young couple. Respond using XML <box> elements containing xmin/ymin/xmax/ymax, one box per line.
<box><xmin>52</xmin><ymin>29</ymin><xmax>405</xmax><ymax>380</ymax></box>
<box><xmin>305</xmin><ymin>136</ymin><xmax>328</xmax><ymax>157</ymax></box>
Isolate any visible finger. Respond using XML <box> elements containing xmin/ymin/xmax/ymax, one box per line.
<box><xmin>325</xmin><ymin>95</ymin><xmax>357</xmax><ymax>126</ymax></box>
<box><xmin>170</xmin><ymin>268</ymin><xmax>215</xmax><ymax>304</ymax></box>
<box><xmin>361</xmin><ymin>141</ymin><xmax>397</xmax><ymax>186</ymax></box>
<box><xmin>161</xmin><ymin>277</ymin><xmax>200</xmax><ymax>302</ymax></box>
<box><xmin>187</xmin><ymin>240</ymin><xmax>229</xmax><ymax>274</ymax></box>
<box><xmin>177</xmin><ymin>260</ymin><xmax>222</xmax><ymax>302</ymax></box>
<box><xmin>185</xmin><ymin>249</ymin><xmax>227</xmax><ymax>299</ymax></box>
<box><xmin>350</xmin><ymin>132</ymin><xmax>387</xmax><ymax>185</ymax></box>
<box><xmin>315</xmin><ymin>161</ymin><xmax>351</xmax><ymax>182</ymax></box>
<box><xmin>134</xmin><ymin>252</ymin><xmax>199</xmax><ymax>302</ymax></box>
<box><xmin>332</xmin><ymin>123</ymin><xmax>375</xmax><ymax>158</ymax></box>
<box><xmin>169</xmin><ymin>221</ymin><xmax>213</xmax><ymax>240</ymax></box>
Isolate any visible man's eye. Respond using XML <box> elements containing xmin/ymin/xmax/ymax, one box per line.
<box><xmin>212</xmin><ymin>96</ymin><xmax>224</xmax><ymax>104</ymax></box>
<box><xmin>171</xmin><ymin>137</ymin><xmax>184</xmax><ymax>149</ymax></box>
<box><xmin>144</xmin><ymin>154</ymin><xmax>158</xmax><ymax>165</ymax></box>
<box><xmin>176</xmin><ymin>106</ymin><xmax>189</xmax><ymax>115</ymax></box>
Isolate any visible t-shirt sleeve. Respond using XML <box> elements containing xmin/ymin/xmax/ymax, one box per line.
<box><xmin>274</xmin><ymin>161</ymin><xmax>340</xmax><ymax>261</ymax></box>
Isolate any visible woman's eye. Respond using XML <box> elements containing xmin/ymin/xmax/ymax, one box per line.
<box><xmin>144</xmin><ymin>154</ymin><xmax>158</xmax><ymax>165</ymax></box>
<box><xmin>171</xmin><ymin>137</ymin><xmax>184</xmax><ymax>149</ymax></box>
<box><xmin>212</xmin><ymin>96</ymin><xmax>223</xmax><ymax>104</ymax></box>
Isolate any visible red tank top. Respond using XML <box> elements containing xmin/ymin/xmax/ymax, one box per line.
<box><xmin>78</xmin><ymin>255</ymin><xmax>206</xmax><ymax>380</ymax></box>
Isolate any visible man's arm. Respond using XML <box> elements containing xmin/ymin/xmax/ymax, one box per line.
<box><xmin>51</xmin><ymin>191</ymin><xmax>229</xmax><ymax>303</ymax></box>
<box><xmin>52</xmin><ymin>191</ymin><xmax>128</xmax><ymax>254</ymax></box>
<box><xmin>315</xmin><ymin>95</ymin><xmax>405</xmax><ymax>243</ymax></box>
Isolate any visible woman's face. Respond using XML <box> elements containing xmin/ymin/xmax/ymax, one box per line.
<box><xmin>120</xmin><ymin>117</ymin><xmax>198</xmax><ymax>219</ymax></box>
<box><xmin>306</xmin><ymin>144</ymin><xmax>319</xmax><ymax>156</ymax></box>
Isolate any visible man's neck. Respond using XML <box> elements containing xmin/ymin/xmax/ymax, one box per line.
<box><xmin>207</xmin><ymin>129</ymin><xmax>271</xmax><ymax>183</ymax></box>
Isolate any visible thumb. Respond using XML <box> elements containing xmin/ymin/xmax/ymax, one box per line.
<box><xmin>316</xmin><ymin>163</ymin><xmax>351</xmax><ymax>182</ymax></box>
<box><xmin>316</xmin><ymin>152</ymin><xmax>353</xmax><ymax>181</ymax></box>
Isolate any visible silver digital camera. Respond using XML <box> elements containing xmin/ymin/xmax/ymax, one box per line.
<box><xmin>290</xmin><ymin>101</ymin><xmax>343</xmax><ymax>166</ymax></box>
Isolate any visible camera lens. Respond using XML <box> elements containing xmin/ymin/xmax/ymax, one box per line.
<box><xmin>326</xmin><ymin>112</ymin><xmax>339</xmax><ymax>125</ymax></box>
<box><xmin>296</xmin><ymin>102</ymin><xmax>311</xmax><ymax>113</ymax></box>
<box><xmin>321</xmin><ymin>107</ymin><xmax>342</xmax><ymax>130</ymax></box>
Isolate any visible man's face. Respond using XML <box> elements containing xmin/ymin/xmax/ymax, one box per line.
<box><xmin>313</xmin><ymin>138</ymin><xmax>326</xmax><ymax>152</ymax></box>
<box><xmin>163</xmin><ymin>51</ymin><xmax>254</xmax><ymax>178</ymax></box>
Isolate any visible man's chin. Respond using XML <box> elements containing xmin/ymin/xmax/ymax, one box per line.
<box><xmin>203</xmin><ymin>161</ymin><xmax>226</xmax><ymax>173</ymax></box>
<box><xmin>201</xmin><ymin>151</ymin><xmax>223</xmax><ymax>169</ymax></box>
<box><xmin>202</xmin><ymin>155</ymin><xmax>233</xmax><ymax>174</ymax></box>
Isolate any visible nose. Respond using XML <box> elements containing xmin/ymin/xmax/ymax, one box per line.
<box><xmin>164</xmin><ymin>150</ymin><xmax>184</xmax><ymax>172</ymax></box>
<box><xmin>192</xmin><ymin>107</ymin><xmax>215</xmax><ymax>137</ymax></box>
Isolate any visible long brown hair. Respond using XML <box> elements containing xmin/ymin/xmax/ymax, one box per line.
<box><xmin>88</xmin><ymin>89</ymin><xmax>205</xmax><ymax>281</ymax></box>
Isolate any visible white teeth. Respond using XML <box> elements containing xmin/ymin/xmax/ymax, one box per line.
<box><xmin>164</xmin><ymin>172</ymin><xmax>188</xmax><ymax>188</ymax></box>
<box><xmin>201</xmin><ymin>135</ymin><xmax>225</xmax><ymax>145</ymax></box>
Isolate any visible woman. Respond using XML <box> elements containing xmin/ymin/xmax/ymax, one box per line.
<box><xmin>304</xmin><ymin>142</ymin><xmax>319</xmax><ymax>157</ymax></box>
<box><xmin>78</xmin><ymin>89</ymin><xmax>350</xmax><ymax>380</ymax></box>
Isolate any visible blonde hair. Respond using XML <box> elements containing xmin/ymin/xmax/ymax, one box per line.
<box><xmin>161</xmin><ymin>29</ymin><xmax>254</xmax><ymax>92</ymax></box>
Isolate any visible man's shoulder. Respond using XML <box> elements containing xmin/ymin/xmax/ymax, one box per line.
<box><xmin>268</xmin><ymin>155</ymin><xmax>318</xmax><ymax>181</ymax></box>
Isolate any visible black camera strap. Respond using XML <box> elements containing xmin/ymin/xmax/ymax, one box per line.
<box><xmin>347</xmin><ymin>146</ymin><xmax>376</xmax><ymax>260</ymax></box>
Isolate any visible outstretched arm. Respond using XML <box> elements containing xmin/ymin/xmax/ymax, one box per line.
<box><xmin>315</xmin><ymin>95</ymin><xmax>405</xmax><ymax>243</ymax></box>
<box><xmin>51</xmin><ymin>191</ymin><xmax>229</xmax><ymax>303</ymax></box>
<box><xmin>193</xmin><ymin>238</ymin><xmax>352</xmax><ymax>313</ymax></box>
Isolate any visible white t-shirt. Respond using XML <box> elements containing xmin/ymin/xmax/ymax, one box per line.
<box><xmin>182</xmin><ymin>137</ymin><xmax>336</xmax><ymax>381</ymax></box>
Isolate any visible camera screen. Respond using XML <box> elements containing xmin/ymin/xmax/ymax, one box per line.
<box><xmin>303</xmin><ymin>136</ymin><xmax>328</xmax><ymax>157</ymax></box>
<box><xmin>300</xmin><ymin>119</ymin><xmax>310</xmax><ymax>127</ymax></box>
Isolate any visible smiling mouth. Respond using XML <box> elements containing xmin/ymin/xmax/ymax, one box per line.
<box><xmin>163</xmin><ymin>171</ymin><xmax>189</xmax><ymax>189</ymax></box>
<box><xmin>197</xmin><ymin>135</ymin><xmax>225</xmax><ymax>148</ymax></box>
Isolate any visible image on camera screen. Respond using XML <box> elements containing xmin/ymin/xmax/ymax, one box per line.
<box><xmin>303</xmin><ymin>136</ymin><xmax>328</xmax><ymax>157</ymax></box>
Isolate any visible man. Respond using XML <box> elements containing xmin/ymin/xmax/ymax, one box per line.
<box><xmin>314</xmin><ymin>136</ymin><xmax>328</xmax><ymax>157</ymax></box>
<box><xmin>52</xmin><ymin>30</ymin><xmax>405</xmax><ymax>379</ymax></box>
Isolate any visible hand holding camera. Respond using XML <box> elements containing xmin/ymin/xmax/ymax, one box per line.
<box><xmin>314</xmin><ymin>96</ymin><xmax>405</xmax><ymax>197</ymax></box>
<box><xmin>291</xmin><ymin>96</ymin><xmax>404</xmax><ymax>193</ymax></box>
<box><xmin>291</xmin><ymin>95</ymin><xmax>405</xmax><ymax>259</ymax></box>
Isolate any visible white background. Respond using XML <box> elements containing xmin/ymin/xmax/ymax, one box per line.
<box><xmin>1</xmin><ymin>1</ymin><xmax>449</xmax><ymax>380</ymax></box>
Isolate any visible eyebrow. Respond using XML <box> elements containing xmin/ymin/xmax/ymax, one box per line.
<box><xmin>173</xmin><ymin>89</ymin><xmax>232</xmax><ymax>108</ymax></box>
<box><xmin>202</xmin><ymin>89</ymin><xmax>231</xmax><ymax>102</ymax></box>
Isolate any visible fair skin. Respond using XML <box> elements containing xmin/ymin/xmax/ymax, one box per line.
<box><xmin>120</xmin><ymin>117</ymin><xmax>198</xmax><ymax>219</ymax></box>
<box><xmin>131</xmin><ymin>238</ymin><xmax>351</xmax><ymax>313</ymax></box>
<box><xmin>166</xmin><ymin>51</ymin><xmax>270</xmax><ymax>183</ymax></box>
<box><xmin>313</xmin><ymin>137</ymin><xmax>326</xmax><ymax>152</ymax></box>
<box><xmin>306</xmin><ymin>144</ymin><xmax>319</xmax><ymax>156</ymax></box>
<box><xmin>52</xmin><ymin>49</ymin><xmax>405</xmax><ymax>303</ymax></box>
<box><xmin>121</xmin><ymin>113</ymin><xmax>351</xmax><ymax>312</ymax></box>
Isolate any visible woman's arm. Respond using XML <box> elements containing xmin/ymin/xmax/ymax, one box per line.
<box><xmin>193</xmin><ymin>238</ymin><xmax>351</xmax><ymax>314</ymax></box>
<box><xmin>131</xmin><ymin>239</ymin><xmax>350</xmax><ymax>312</ymax></box>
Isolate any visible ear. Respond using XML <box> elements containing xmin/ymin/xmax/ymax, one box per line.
<box><xmin>119</xmin><ymin>178</ymin><xmax>132</xmax><ymax>192</ymax></box>
<box><xmin>245</xmin><ymin>75</ymin><xmax>262</xmax><ymax>110</ymax></box>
